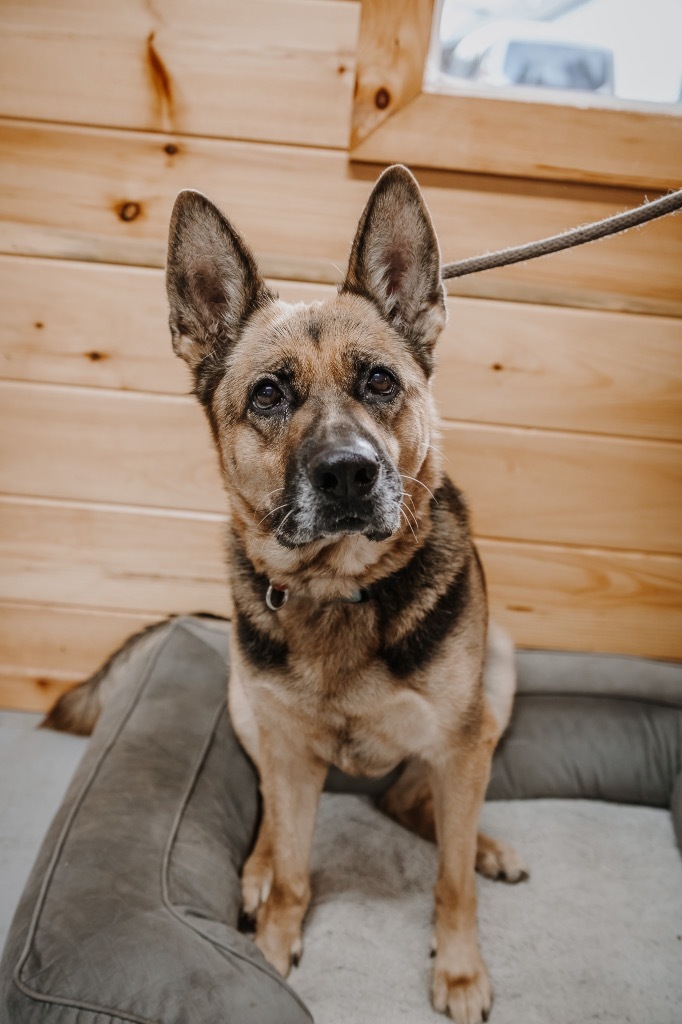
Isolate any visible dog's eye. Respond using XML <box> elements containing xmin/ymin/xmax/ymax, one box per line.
<box><xmin>366</xmin><ymin>368</ymin><xmax>396</xmax><ymax>397</ymax></box>
<box><xmin>251</xmin><ymin>381</ymin><xmax>283</xmax><ymax>410</ymax></box>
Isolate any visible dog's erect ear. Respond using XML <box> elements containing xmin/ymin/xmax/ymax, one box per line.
<box><xmin>342</xmin><ymin>166</ymin><xmax>446</xmax><ymax>370</ymax></box>
<box><xmin>166</xmin><ymin>190</ymin><xmax>272</xmax><ymax>369</ymax></box>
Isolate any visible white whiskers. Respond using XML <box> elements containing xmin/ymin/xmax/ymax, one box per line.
<box><xmin>256</xmin><ymin>502</ymin><xmax>292</xmax><ymax>528</ymax></box>
<box><xmin>397</xmin><ymin>502</ymin><xmax>418</xmax><ymax>542</ymax></box>
<box><xmin>255</xmin><ymin>486</ymin><xmax>286</xmax><ymax>512</ymax></box>
<box><xmin>277</xmin><ymin>507</ymin><xmax>296</xmax><ymax>534</ymax></box>
<box><xmin>421</xmin><ymin>441</ymin><xmax>448</xmax><ymax>461</ymax></box>
<box><xmin>401</xmin><ymin>473</ymin><xmax>437</xmax><ymax>503</ymax></box>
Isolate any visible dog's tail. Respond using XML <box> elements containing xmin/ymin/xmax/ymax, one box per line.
<box><xmin>43</xmin><ymin>613</ymin><xmax>230</xmax><ymax>736</ymax></box>
<box><xmin>41</xmin><ymin>617</ymin><xmax>178</xmax><ymax>736</ymax></box>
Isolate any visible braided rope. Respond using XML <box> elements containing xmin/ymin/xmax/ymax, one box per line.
<box><xmin>441</xmin><ymin>187</ymin><xmax>682</xmax><ymax>280</ymax></box>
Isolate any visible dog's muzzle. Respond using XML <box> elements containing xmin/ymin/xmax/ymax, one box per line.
<box><xmin>273</xmin><ymin>430</ymin><xmax>402</xmax><ymax>547</ymax></box>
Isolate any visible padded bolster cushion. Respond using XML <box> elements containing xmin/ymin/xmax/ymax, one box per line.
<box><xmin>490</xmin><ymin>650</ymin><xmax>682</xmax><ymax>821</ymax></box>
<box><xmin>1</xmin><ymin>618</ymin><xmax>680</xmax><ymax>1023</ymax></box>
<box><xmin>0</xmin><ymin>618</ymin><xmax>311</xmax><ymax>1024</ymax></box>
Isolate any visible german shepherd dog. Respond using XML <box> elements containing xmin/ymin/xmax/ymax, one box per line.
<box><xmin>49</xmin><ymin>167</ymin><xmax>526</xmax><ymax>1023</ymax></box>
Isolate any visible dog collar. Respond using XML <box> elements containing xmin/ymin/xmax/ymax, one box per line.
<box><xmin>265</xmin><ymin>582</ymin><xmax>370</xmax><ymax>612</ymax></box>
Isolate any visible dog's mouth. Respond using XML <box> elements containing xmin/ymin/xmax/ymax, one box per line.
<box><xmin>271</xmin><ymin>498</ymin><xmax>399</xmax><ymax>548</ymax></box>
<box><xmin>330</xmin><ymin>513</ymin><xmax>370</xmax><ymax>532</ymax></box>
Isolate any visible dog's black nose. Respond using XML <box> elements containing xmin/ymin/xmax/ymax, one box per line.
<box><xmin>308</xmin><ymin>445</ymin><xmax>380</xmax><ymax>500</ymax></box>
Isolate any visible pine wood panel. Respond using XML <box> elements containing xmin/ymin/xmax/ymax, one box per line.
<box><xmin>435</xmin><ymin>297</ymin><xmax>682</xmax><ymax>442</ymax></box>
<box><xmin>0</xmin><ymin>602</ymin><xmax>163</xmax><ymax>711</ymax></box>
<box><xmin>0</xmin><ymin>0</ymin><xmax>359</xmax><ymax>148</ymax></box>
<box><xmin>351</xmin><ymin>0</ymin><xmax>433</xmax><ymax>150</ymax></box>
<box><xmin>477</xmin><ymin>538</ymin><xmax>682</xmax><ymax>661</ymax></box>
<box><xmin>0</xmin><ymin>497</ymin><xmax>230</xmax><ymax>616</ymax></box>
<box><xmin>2</xmin><ymin>380</ymin><xmax>679</xmax><ymax>553</ymax></box>
<box><xmin>1</xmin><ymin>120</ymin><xmax>680</xmax><ymax>314</ymax></box>
<box><xmin>0</xmin><ymin>500</ymin><xmax>679</xmax><ymax>669</ymax></box>
<box><xmin>440</xmin><ymin>421</ymin><xmax>682</xmax><ymax>556</ymax></box>
<box><xmin>0</xmin><ymin>380</ymin><xmax>226</xmax><ymax>516</ymax></box>
<box><xmin>2</xmin><ymin>255</ymin><xmax>680</xmax><ymax>441</ymax></box>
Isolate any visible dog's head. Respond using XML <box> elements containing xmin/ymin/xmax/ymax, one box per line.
<box><xmin>166</xmin><ymin>166</ymin><xmax>446</xmax><ymax>571</ymax></box>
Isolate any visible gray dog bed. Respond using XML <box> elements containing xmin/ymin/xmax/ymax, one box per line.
<box><xmin>1</xmin><ymin>617</ymin><xmax>680</xmax><ymax>1023</ymax></box>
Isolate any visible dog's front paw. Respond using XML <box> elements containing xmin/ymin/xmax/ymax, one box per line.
<box><xmin>431</xmin><ymin>953</ymin><xmax>492</xmax><ymax>1024</ymax></box>
<box><xmin>241</xmin><ymin>851</ymin><xmax>273</xmax><ymax>921</ymax></box>
<box><xmin>255</xmin><ymin>916</ymin><xmax>303</xmax><ymax>977</ymax></box>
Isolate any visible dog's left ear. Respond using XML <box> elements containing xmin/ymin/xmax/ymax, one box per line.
<box><xmin>342</xmin><ymin>165</ymin><xmax>446</xmax><ymax>370</ymax></box>
<box><xmin>166</xmin><ymin>190</ymin><xmax>272</xmax><ymax>370</ymax></box>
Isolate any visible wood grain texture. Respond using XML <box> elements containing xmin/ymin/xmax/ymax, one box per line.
<box><xmin>0</xmin><ymin>381</ymin><xmax>225</xmax><ymax>515</ymax></box>
<box><xmin>0</xmin><ymin>496</ymin><xmax>230</xmax><ymax>616</ymax></box>
<box><xmin>1</xmin><ymin>380</ymin><xmax>680</xmax><ymax>554</ymax></box>
<box><xmin>351</xmin><ymin>90</ymin><xmax>682</xmax><ymax>191</ymax></box>
<box><xmin>0</xmin><ymin>0</ymin><xmax>359</xmax><ymax>148</ymax></box>
<box><xmin>1</xmin><ymin>120</ymin><xmax>680</xmax><ymax>314</ymax></box>
<box><xmin>350</xmin><ymin>0</ymin><xmax>434</xmax><ymax>148</ymax></box>
<box><xmin>435</xmin><ymin>297</ymin><xmax>682</xmax><ymax>442</ymax></box>
<box><xmin>478</xmin><ymin>538</ymin><xmax>682</xmax><ymax>660</ymax></box>
<box><xmin>439</xmin><ymin>421</ymin><xmax>682</xmax><ymax>555</ymax></box>
<box><xmin>0</xmin><ymin>602</ymin><xmax>164</xmax><ymax>711</ymax></box>
<box><xmin>2</xmin><ymin>255</ymin><xmax>680</xmax><ymax>441</ymax></box>
<box><xmin>0</xmin><ymin>500</ymin><xmax>679</xmax><ymax>672</ymax></box>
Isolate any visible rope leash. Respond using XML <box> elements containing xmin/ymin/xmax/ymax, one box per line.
<box><xmin>441</xmin><ymin>187</ymin><xmax>682</xmax><ymax>280</ymax></box>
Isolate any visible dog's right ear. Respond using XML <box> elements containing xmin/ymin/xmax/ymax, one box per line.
<box><xmin>341</xmin><ymin>166</ymin><xmax>445</xmax><ymax>373</ymax></box>
<box><xmin>166</xmin><ymin>191</ymin><xmax>271</xmax><ymax>369</ymax></box>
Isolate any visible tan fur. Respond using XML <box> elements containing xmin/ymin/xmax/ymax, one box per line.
<box><xmin>166</xmin><ymin>166</ymin><xmax>526</xmax><ymax>1023</ymax></box>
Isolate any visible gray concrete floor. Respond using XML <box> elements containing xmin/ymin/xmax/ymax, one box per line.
<box><xmin>0</xmin><ymin>710</ymin><xmax>86</xmax><ymax>951</ymax></box>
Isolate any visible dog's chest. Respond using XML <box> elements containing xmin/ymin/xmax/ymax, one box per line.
<box><xmin>328</xmin><ymin>697</ymin><xmax>440</xmax><ymax>776</ymax></box>
<box><xmin>299</xmin><ymin>665</ymin><xmax>441</xmax><ymax>776</ymax></box>
<box><xmin>276</xmin><ymin>603</ymin><xmax>442</xmax><ymax>774</ymax></box>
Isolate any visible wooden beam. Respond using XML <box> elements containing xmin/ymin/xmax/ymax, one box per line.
<box><xmin>352</xmin><ymin>91</ymin><xmax>682</xmax><ymax>191</ymax></box>
<box><xmin>1</xmin><ymin>120</ymin><xmax>680</xmax><ymax>314</ymax></box>
<box><xmin>351</xmin><ymin>0</ymin><xmax>434</xmax><ymax>148</ymax></box>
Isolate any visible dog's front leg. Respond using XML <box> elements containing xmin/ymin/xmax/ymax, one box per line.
<box><xmin>428</xmin><ymin>716</ymin><xmax>497</xmax><ymax>1024</ymax></box>
<box><xmin>248</xmin><ymin>736</ymin><xmax>327</xmax><ymax>976</ymax></box>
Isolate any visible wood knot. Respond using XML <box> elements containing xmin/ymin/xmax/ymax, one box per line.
<box><xmin>34</xmin><ymin>321</ymin><xmax>44</xmax><ymax>329</ymax></box>
<box><xmin>85</xmin><ymin>350</ymin><xmax>106</xmax><ymax>361</ymax></box>
<box><xmin>374</xmin><ymin>87</ymin><xmax>391</xmax><ymax>110</ymax></box>
<box><xmin>118</xmin><ymin>201</ymin><xmax>141</xmax><ymax>222</ymax></box>
<box><xmin>491</xmin><ymin>363</ymin><xmax>504</xmax><ymax>372</ymax></box>
<box><xmin>164</xmin><ymin>142</ymin><xmax>178</xmax><ymax>156</ymax></box>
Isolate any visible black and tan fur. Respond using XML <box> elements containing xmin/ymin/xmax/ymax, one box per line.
<box><xmin>47</xmin><ymin>166</ymin><xmax>526</xmax><ymax>1024</ymax></box>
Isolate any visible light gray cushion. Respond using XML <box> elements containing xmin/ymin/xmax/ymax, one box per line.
<box><xmin>488</xmin><ymin>694</ymin><xmax>682</xmax><ymax>810</ymax></box>
<box><xmin>516</xmin><ymin>648</ymin><xmax>682</xmax><ymax>706</ymax></box>
<box><xmin>494</xmin><ymin>652</ymin><xmax>682</xmax><ymax>837</ymax></box>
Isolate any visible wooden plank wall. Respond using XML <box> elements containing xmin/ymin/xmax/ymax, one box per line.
<box><xmin>0</xmin><ymin>0</ymin><xmax>680</xmax><ymax>710</ymax></box>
